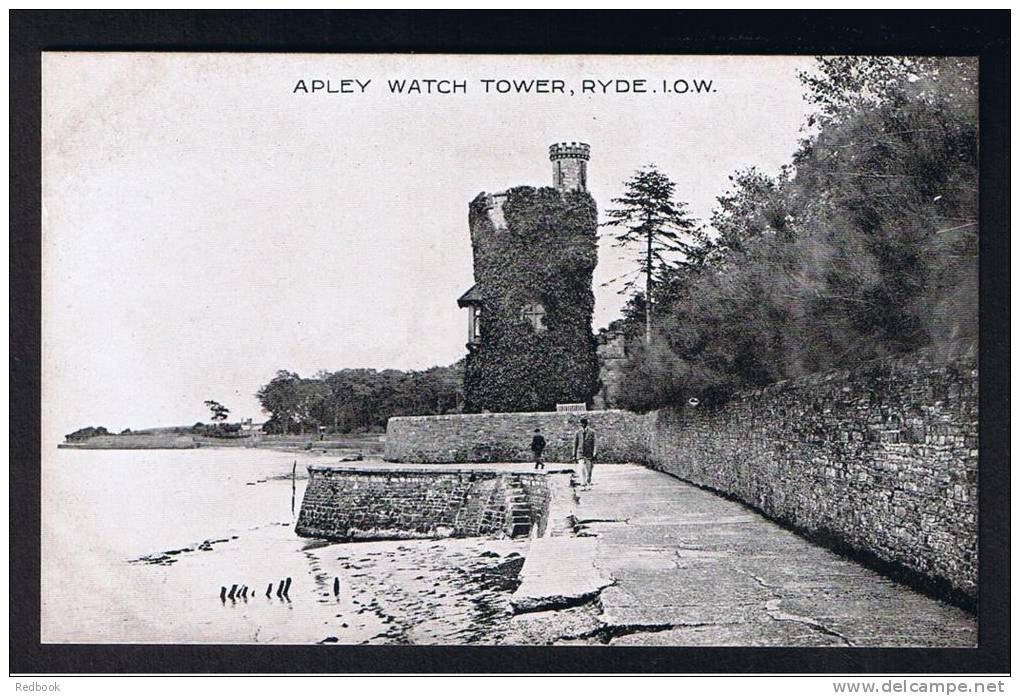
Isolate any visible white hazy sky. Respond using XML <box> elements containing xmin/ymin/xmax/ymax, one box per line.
<box><xmin>42</xmin><ymin>53</ymin><xmax>815</xmax><ymax>439</ymax></box>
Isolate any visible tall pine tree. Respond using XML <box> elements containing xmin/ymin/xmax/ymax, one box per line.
<box><xmin>602</xmin><ymin>166</ymin><xmax>703</xmax><ymax>342</ymax></box>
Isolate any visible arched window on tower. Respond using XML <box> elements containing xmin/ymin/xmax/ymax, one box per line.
<box><xmin>520</xmin><ymin>301</ymin><xmax>546</xmax><ymax>333</ymax></box>
<box><xmin>472</xmin><ymin>306</ymin><xmax>483</xmax><ymax>342</ymax></box>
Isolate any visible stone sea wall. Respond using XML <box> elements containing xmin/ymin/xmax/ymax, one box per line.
<box><xmin>296</xmin><ymin>466</ymin><xmax>548</xmax><ymax>541</ymax></box>
<box><xmin>647</xmin><ymin>346</ymin><xmax>978</xmax><ymax>602</ymax></box>
<box><xmin>384</xmin><ymin>410</ymin><xmax>650</xmax><ymax>463</ymax></box>
<box><xmin>381</xmin><ymin>348</ymin><xmax>977</xmax><ymax>601</ymax></box>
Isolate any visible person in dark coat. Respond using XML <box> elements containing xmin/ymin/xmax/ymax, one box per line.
<box><xmin>530</xmin><ymin>428</ymin><xmax>547</xmax><ymax>470</ymax></box>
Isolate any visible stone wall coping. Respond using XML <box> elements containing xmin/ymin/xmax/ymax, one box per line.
<box><xmin>307</xmin><ymin>464</ymin><xmax>547</xmax><ymax>477</ymax></box>
<box><xmin>388</xmin><ymin>408</ymin><xmax>634</xmax><ymax>424</ymax></box>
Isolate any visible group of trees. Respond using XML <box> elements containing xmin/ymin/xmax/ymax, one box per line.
<box><xmin>255</xmin><ymin>363</ymin><xmax>464</xmax><ymax>434</ymax></box>
<box><xmin>64</xmin><ymin>426</ymin><xmax>112</xmax><ymax>442</ymax></box>
<box><xmin>64</xmin><ymin>425</ymin><xmax>134</xmax><ymax>441</ymax></box>
<box><xmin>603</xmin><ymin>56</ymin><xmax>978</xmax><ymax>411</ymax></box>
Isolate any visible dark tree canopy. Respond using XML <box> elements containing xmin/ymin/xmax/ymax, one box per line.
<box><xmin>256</xmin><ymin>364</ymin><xmax>464</xmax><ymax>434</ymax></box>
<box><xmin>610</xmin><ymin>56</ymin><xmax>977</xmax><ymax>411</ymax></box>
<box><xmin>65</xmin><ymin>426</ymin><xmax>109</xmax><ymax>442</ymax></box>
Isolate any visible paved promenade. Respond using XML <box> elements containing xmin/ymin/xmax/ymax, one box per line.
<box><xmin>510</xmin><ymin>464</ymin><xmax>976</xmax><ymax>647</ymax></box>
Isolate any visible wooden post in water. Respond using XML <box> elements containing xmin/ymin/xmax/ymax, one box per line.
<box><xmin>291</xmin><ymin>460</ymin><xmax>297</xmax><ymax>516</ymax></box>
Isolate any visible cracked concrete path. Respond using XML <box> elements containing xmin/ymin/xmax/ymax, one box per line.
<box><xmin>532</xmin><ymin>463</ymin><xmax>976</xmax><ymax>647</ymax></box>
<box><xmin>510</xmin><ymin>537</ymin><xmax>612</xmax><ymax>613</ymax></box>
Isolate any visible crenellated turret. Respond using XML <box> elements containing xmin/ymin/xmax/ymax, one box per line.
<box><xmin>549</xmin><ymin>142</ymin><xmax>591</xmax><ymax>192</ymax></box>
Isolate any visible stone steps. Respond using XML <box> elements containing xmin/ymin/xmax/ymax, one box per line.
<box><xmin>506</xmin><ymin>477</ymin><xmax>536</xmax><ymax>538</ymax></box>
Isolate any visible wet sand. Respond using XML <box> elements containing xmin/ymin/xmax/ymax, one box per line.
<box><xmin>308</xmin><ymin>537</ymin><xmax>527</xmax><ymax>644</ymax></box>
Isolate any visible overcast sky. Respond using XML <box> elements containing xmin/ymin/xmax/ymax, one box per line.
<box><xmin>42</xmin><ymin>53</ymin><xmax>815</xmax><ymax>439</ymax></box>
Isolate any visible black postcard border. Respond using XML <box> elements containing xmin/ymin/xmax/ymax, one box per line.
<box><xmin>9</xmin><ymin>10</ymin><xmax>1010</xmax><ymax>675</ymax></box>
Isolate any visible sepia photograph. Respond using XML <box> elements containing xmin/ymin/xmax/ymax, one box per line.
<box><xmin>10</xmin><ymin>9</ymin><xmax>1009</xmax><ymax>679</ymax></box>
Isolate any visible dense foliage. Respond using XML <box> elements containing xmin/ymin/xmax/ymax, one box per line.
<box><xmin>256</xmin><ymin>363</ymin><xmax>463</xmax><ymax>434</ymax></box>
<box><xmin>65</xmin><ymin>426</ymin><xmax>110</xmax><ymax>442</ymax></box>
<box><xmin>192</xmin><ymin>422</ymin><xmax>243</xmax><ymax>438</ymax></box>
<box><xmin>463</xmin><ymin>187</ymin><xmax>600</xmax><ymax>412</ymax></box>
<box><xmin>612</xmin><ymin>57</ymin><xmax>978</xmax><ymax>411</ymax></box>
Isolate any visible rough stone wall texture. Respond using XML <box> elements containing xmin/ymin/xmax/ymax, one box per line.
<box><xmin>296</xmin><ymin>466</ymin><xmax>548</xmax><ymax>541</ymax></box>
<box><xmin>647</xmin><ymin>347</ymin><xmax>978</xmax><ymax>601</ymax></box>
<box><xmin>384</xmin><ymin>410</ymin><xmax>651</xmax><ymax>464</ymax></box>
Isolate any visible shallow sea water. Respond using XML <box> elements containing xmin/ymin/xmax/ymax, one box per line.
<box><xmin>41</xmin><ymin>448</ymin><xmax>529</xmax><ymax>644</ymax></box>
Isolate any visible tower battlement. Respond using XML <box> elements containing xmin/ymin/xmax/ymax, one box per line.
<box><xmin>549</xmin><ymin>142</ymin><xmax>591</xmax><ymax>192</ymax></box>
<box><xmin>549</xmin><ymin>142</ymin><xmax>591</xmax><ymax>160</ymax></box>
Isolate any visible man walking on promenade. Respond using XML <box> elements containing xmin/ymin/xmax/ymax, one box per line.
<box><xmin>530</xmin><ymin>428</ymin><xmax>547</xmax><ymax>470</ymax></box>
<box><xmin>573</xmin><ymin>417</ymin><xmax>597</xmax><ymax>488</ymax></box>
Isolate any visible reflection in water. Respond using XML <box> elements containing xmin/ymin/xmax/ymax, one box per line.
<box><xmin>42</xmin><ymin>448</ymin><xmax>529</xmax><ymax>644</ymax></box>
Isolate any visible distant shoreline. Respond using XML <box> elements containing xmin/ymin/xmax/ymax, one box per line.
<box><xmin>58</xmin><ymin>432</ymin><xmax>386</xmax><ymax>456</ymax></box>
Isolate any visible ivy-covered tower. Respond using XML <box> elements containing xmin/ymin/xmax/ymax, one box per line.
<box><xmin>459</xmin><ymin>142</ymin><xmax>600</xmax><ymax>413</ymax></box>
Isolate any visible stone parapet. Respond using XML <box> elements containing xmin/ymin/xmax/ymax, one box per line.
<box><xmin>384</xmin><ymin>409</ymin><xmax>651</xmax><ymax>464</ymax></box>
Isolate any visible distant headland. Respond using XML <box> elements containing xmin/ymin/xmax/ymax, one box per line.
<box><xmin>58</xmin><ymin>424</ymin><xmax>383</xmax><ymax>458</ymax></box>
